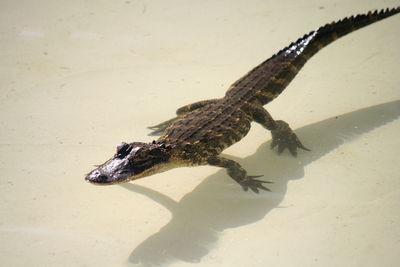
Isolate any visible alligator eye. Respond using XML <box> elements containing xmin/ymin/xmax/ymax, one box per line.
<box><xmin>116</xmin><ymin>142</ymin><xmax>132</xmax><ymax>159</ymax></box>
<box><xmin>149</xmin><ymin>148</ymin><xmax>163</xmax><ymax>157</ymax></box>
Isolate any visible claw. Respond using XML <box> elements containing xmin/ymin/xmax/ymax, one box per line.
<box><xmin>250</xmin><ymin>187</ymin><xmax>259</xmax><ymax>193</ymax></box>
<box><xmin>277</xmin><ymin>142</ymin><xmax>285</xmax><ymax>154</ymax></box>
<box><xmin>260</xmin><ymin>180</ymin><xmax>274</xmax><ymax>184</ymax></box>
<box><xmin>148</xmin><ymin>128</ymin><xmax>165</xmax><ymax>136</ymax></box>
<box><xmin>296</xmin><ymin>137</ymin><xmax>310</xmax><ymax>151</ymax></box>
<box><xmin>147</xmin><ymin>117</ymin><xmax>179</xmax><ymax>136</ymax></box>
<box><xmin>270</xmin><ymin>139</ymin><xmax>278</xmax><ymax>149</ymax></box>
<box><xmin>247</xmin><ymin>175</ymin><xmax>264</xmax><ymax>179</ymax></box>
<box><xmin>239</xmin><ymin>176</ymin><xmax>272</xmax><ymax>193</ymax></box>
<box><xmin>258</xmin><ymin>184</ymin><xmax>271</xmax><ymax>192</ymax></box>
<box><xmin>288</xmin><ymin>146</ymin><xmax>297</xmax><ymax>157</ymax></box>
<box><xmin>147</xmin><ymin>117</ymin><xmax>177</xmax><ymax>129</ymax></box>
<box><xmin>270</xmin><ymin>121</ymin><xmax>310</xmax><ymax>156</ymax></box>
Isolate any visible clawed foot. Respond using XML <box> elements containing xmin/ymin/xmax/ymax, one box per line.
<box><xmin>239</xmin><ymin>175</ymin><xmax>273</xmax><ymax>193</ymax></box>
<box><xmin>148</xmin><ymin>117</ymin><xmax>179</xmax><ymax>136</ymax></box>
<box><xmin>270</xmin><ymin>120</ymin><xmax>310</xmax><ymax>156</ymax></box>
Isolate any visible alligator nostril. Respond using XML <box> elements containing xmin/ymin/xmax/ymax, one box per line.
<box><xmin>86</xmin><ymin>170</ymin><xmax>109</xmax><ymax>184</ymax></box>
<box><xmin>96</xmin><ymin>174</ymin><xmax>109</xmax><ymax>183</ymax></box>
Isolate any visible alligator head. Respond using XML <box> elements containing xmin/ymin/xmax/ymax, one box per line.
<box><xmin>85</xmin><ymin>141</ymin><xmax>174</xmax><ymax>185</ymax></box>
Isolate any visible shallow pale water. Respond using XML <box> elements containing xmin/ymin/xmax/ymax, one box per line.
<box><xmin>1</xmin><ymin>0</ymin><xmax>400</xmax><ymax>266</ymax></box>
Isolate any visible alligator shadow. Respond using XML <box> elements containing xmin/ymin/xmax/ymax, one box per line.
<box><xmin>120</xmin><ymin>100</ymin><xmax>400</xmax><ymax>266</ymax></box>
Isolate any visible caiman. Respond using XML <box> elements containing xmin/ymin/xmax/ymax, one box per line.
<box><xmin>85</xmin><ymin>8</ymin><xmax>400</xmax><ymax>193</ymax></box>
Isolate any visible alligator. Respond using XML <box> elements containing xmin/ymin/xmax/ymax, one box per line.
<box><xmin>85</xmin><ymin>7</ymin><xmax>400</xmax><ymax>193</ymax></box>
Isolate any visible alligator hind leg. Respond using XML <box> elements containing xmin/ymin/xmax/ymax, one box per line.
<box><xmin>242</xmin><ymin>103</ymin><xmax>309</xmax><ymax>156</ymax></box>
<box><xmin>207</xmin><ymin>156</ymin><xmax>272</xmax><ymax>193</ymax></box>
<box><xmin>148</xmin><ymin>98</ymin><xmax>220</xmax><ymax>136</ymax></box>
<box><xmin>270</xmin><ymin>120</ymin><xmax>309</xmax><ymax>156</ymax></box>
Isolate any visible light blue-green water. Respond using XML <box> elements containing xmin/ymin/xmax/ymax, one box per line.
<box><xmin>1</xmin><ymin>1</ymin><xmax>399</xmax><ymax>266</ymax></box>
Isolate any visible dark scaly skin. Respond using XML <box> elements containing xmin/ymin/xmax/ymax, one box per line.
<box><xmin>86</xmin><ymin>8</ymin><xmax>400</xmax><ymax>193</ymax></box>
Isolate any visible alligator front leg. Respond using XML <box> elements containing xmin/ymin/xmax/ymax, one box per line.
<box><xmin>148</xmin><ymin>117</ymin><xmax>179</xmax><ymax>136</ymax></box>
<box><xmin>207</xmin><ymin>156</ymin><xmax>272</xmax><ymax>193</ymax></box>
<box><xmin>148</xmin><ymin>99</ymin><xmax>220</xmax><ymax>136</ymax></box>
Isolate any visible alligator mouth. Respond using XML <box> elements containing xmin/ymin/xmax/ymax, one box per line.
<box><xmin>85</xmin><ymin>169</ymin><xmax>130</xmax><ymax>185</ymax></box>
<box><xmin>85</xmin><ymin>169</ymin><xmax>111</xmax><ymax>185</ymax></box>
<box><xmin>84</xmin><ymin>156</ymin><xmax>136</xmax><ymax>185</ymax></box>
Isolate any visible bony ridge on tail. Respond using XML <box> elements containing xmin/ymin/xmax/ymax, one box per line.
<box><xmin>86</xmin><ymin>8</ymin><xmax>400</xmax><ymax>193</ymax></box>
